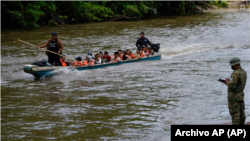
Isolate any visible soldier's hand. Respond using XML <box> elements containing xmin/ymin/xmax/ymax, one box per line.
<box><xmin>225</xmin><ymin>78</ymin><xmax>229</xmax><ymax>84</ymax></box>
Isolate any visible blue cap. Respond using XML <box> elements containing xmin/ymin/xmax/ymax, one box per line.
<box><xmin>88</xmin><ymin>52</ymin><xmax>92</xmax><ymax>55</ymax></box>
<box><xmin>52</xmin><ymin>32</ymin><xmax>57</xmax><ymax>36</ymax></box>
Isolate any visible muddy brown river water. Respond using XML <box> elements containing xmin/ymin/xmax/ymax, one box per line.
<box><xmin>1</xmin><ymin>8</ymin><xmax>250</xmax><ymax>140</ymax></box>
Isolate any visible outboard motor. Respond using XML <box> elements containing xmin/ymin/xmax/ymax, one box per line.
<box><xmin>152</xmin><ymin>43</ymin><xmax>160</xmax><ymax>52</ymax></box>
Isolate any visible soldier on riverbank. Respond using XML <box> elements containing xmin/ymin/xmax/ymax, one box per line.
<box><xmin>224</xmin><ymin>57</ymin><xmax>247</xmax><ymax>125</ymax></box>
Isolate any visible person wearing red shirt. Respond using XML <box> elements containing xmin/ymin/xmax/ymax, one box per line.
<box><xmin>103</xmin><ymin>51</ymin><xmax>111</xmax><ymax>63</ymax></box>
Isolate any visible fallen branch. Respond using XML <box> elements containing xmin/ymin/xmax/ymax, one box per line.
<box><xmin>44</xmin><ymin>9</ymin><xmax>66</xmax><ymax>25</ymax></box>
<box><xmin>110</xmin><ymin>15</ymin><xmax>138</xmax><ymax>21</ymax></box>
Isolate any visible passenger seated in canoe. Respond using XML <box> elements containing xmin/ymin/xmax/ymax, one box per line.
<box><xmin>140</xmin><ymin>45</ymin><xmax>145</xmax><ymax>57</ymax></box>
<box><xmin>147</xmin><ymin>47</ymin><xmax>154</xmax><ymax>56</ymax></box>
<box><xmin>94</xmin><ymin>53</ymin><xmax>102</xmax><ymax>64</ymax></box>
<box><xmin>103</xmin><ymin>51</ymin><xmax>111</xmax><ymax>63</ymax></box>
<box><xmin>122</xmin><ymin>51</ymin><xmax>128</xmax><ymax>61</ymax></box>
<box><xmin>87</xmin><ymin>52</ymin><xmax>92</xmax><ymax>56</ymax></box>
<box><xmin>111</xmin><ymin>52</ymin><xmax>121</xmax><ymax>63</ymax></box>
<box><xmin>118</xmin><ymin>49</ymin><xmax>123</xmax><ymax>60</ymax></box>
<box><xmin>99</xmin><ymin>51</ymin><xmax>105</xmax><ymax>63</ymax></box>
<box><xmin>134</xmin><ymin>49</ymin><xmax>142</xmax><ymax>59</ymax></box>
<box><xmin>87</xmin><ymin>55</ymin><xmax>95</xmax><ymax>66</ymax></box>
<box><xmin>68</xmin><ymin>56</ymin><xmax>84</xmax><ymax>67</ymax></box>
<box><xmin>99</xmin><ymin>51</ymin><xmax>104</xmax><ymax>59</ymax></box>
<box><xmin>60</xmin><ymin>54</ymin><xmax>70</xmax><ymax>66</ymax></box>
<box><xmin>118</xmin><ymin>49</ymin><xmax>128</xmax><ymax>61</ymax></box>
<box><xmin>143</xmin><ymin>46</ymin><xmax>149</xmax><ymax>55</ymax></box>
<box><xmin>83</xmin><ymin>56</ymin><xmax>88</xmax><ymax>65</ymax></box>
<box><xmin>99</xmin><ymin>51</ymin><xmax>106</xmax><ymax>63</ymax></box>
<box><xmin>126</xmin><ymin>49</ymin><xmax>135</xmax><ymax>60</ymax></box>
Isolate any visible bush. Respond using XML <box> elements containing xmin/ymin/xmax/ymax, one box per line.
<box><xmin>1</xmin><ymin>1</ymin><xmax>229</xmax><ymax>29</ymax></box>
<box><xmin>2</xmin><ymin>1</ymin><xmax>56</xmax><ymax>28</ymax></box>
<box><xmin>220</xmin><ymin>0</ymin><xmax>228</xmax><ymax>8</ymax></box>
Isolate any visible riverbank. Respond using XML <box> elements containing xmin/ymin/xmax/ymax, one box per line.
<box><xmin>228</xmin><ymin>1</ymin><xmax>250</xmax><ymax>8</ymax></box>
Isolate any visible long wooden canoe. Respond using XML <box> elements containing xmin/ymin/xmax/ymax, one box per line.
<box><xmin>23</xmin><ymin>52</ymin><xmax>161</xmax><ymax>77</ymax></box>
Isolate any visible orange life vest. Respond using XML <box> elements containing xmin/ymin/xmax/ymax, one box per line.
<box><xmin>74</xmin><ymin>61</ymin><xmax>84</xmax><ymax>67</ymax></box>
<box><xmin>60</xmin><ymin>59</ymin><xmax>67</xmax><ymax>67</ymax></box>
<box><xmin>89</xmin><ymin>59</ymin><xmax>95</xmax><ymax>65</ymax></box>
<box><xmin>140</xmin><ymin>51</ymin><xmax>145</xmax><ymax>57</ymax></box>
<box><xmin>83</xmin><ymin>60</ymin><xmax>88</xmax><ymax>65</ymax></box>
<box><xmin>113</xmin><ymin>56</ymin><xmax>121</xmax><ymax>62</ymax></box>
<box><xmin>126</xmin><ymin>53</ymin><xmax>135</xmax><ymax>59</ymax></box>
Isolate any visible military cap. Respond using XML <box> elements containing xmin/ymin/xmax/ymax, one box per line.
<box><xmin>230</xmin><ymin>57</ymin><xmax>241</xmax><ymax>66</ymax></box>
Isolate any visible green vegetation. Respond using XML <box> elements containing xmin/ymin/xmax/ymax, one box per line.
<box><xmin>208</xmin><ymin>0</ymin><xmax>229</xmax><ymax>8</ymax></box>
<box><xmin>1</xmin><ymin>1</ymin><xmax>228</xmax><ymax>29</ymax></box>
<box><xmin>219</xmin><ymin>0</ymin><xmax>229</xmax><ymax>7</ymax></box>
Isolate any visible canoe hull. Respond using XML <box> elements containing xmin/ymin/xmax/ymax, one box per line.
<box><xmin>24</xmin><ymin>53</ymin><xmax>161</xmax><ymax>77</ymax></box>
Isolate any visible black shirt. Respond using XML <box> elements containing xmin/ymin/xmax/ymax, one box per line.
<box><xmin>49</xmin><ymin>39</ymin><xmax>58</xmax><ymax>52</ymax></box>
<box><xmin>123</xmin><ymin>55</ymin><xmax>128</xmax><ymax>60</ymax></box>
<box><xmin>135</xmin><ymin>37</ymin><xmax>152</xmax><ymax>49</ymax></box>
<box><xmin>66</xmin><ymin>62</ymin><xmax>70</xmax><ymax>66</ymax></box>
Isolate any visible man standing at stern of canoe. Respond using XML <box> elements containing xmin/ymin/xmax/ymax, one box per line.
<box><xmin>36</xmin><ymin>32</ymin><xmax>64</xmax><ymax>66</ymax></box>
<box><xmin>223</xmin><ymin>57</ymin><xmax>247</xmax><ymax>125</ymax></box>
<box><xmin>136</xmin><ymin>32</ymin><xmax>152</xmax><ymax>50</ymax></box>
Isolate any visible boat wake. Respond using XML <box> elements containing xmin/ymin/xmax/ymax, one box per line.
<box><xmin>51</xmin><ymin>67</ymin><xmax>81</xmax><ymax>75</ymax></box>
<box><xmin>159</xmin><ymin>43</ymin><xmax>238</xmax><ymax>59</ymax></box>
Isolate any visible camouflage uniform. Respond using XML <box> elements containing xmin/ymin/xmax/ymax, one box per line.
<box><xmin>227</xmin><ymin>57</ymin><xmax>247</xmax><ymax>125</ymax></box>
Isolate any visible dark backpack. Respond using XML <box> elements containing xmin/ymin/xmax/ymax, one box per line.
<box><xmin>32</xmin><ymin>60</ymin><xmax>51</xmax><ymax>67</ymax></box>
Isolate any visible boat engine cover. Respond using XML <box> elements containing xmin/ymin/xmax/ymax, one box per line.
<box><xmin>152</xmin><ymin>43</ymin><xmax>160</xmax><ymax>52</ymax></box>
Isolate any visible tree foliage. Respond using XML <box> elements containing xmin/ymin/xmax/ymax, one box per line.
<box><xmin>1</xmin><ymin>1</ymin><xmax>229</xmax><ymax>29</ymax></box>
<box><xmin>2</xmin><ymin>1</ymin><xmax>56</xmax><ymax>28</ymax></box>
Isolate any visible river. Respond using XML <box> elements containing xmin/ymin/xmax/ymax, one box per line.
<box><xmin>1</xmin><ymin>8</ymin><xmax>250</xmax><ymax>140</ymax></box>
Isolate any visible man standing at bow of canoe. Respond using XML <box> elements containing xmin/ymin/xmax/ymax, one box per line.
<box><xmin>135</xmin><ymin>32</ymin><xmax>152</xmax><ymax>50</ymax></box>
<box><xmin>36</xmin><ymin>32</ymin><xmax>64</xmax><ymax>66</ymax></box>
